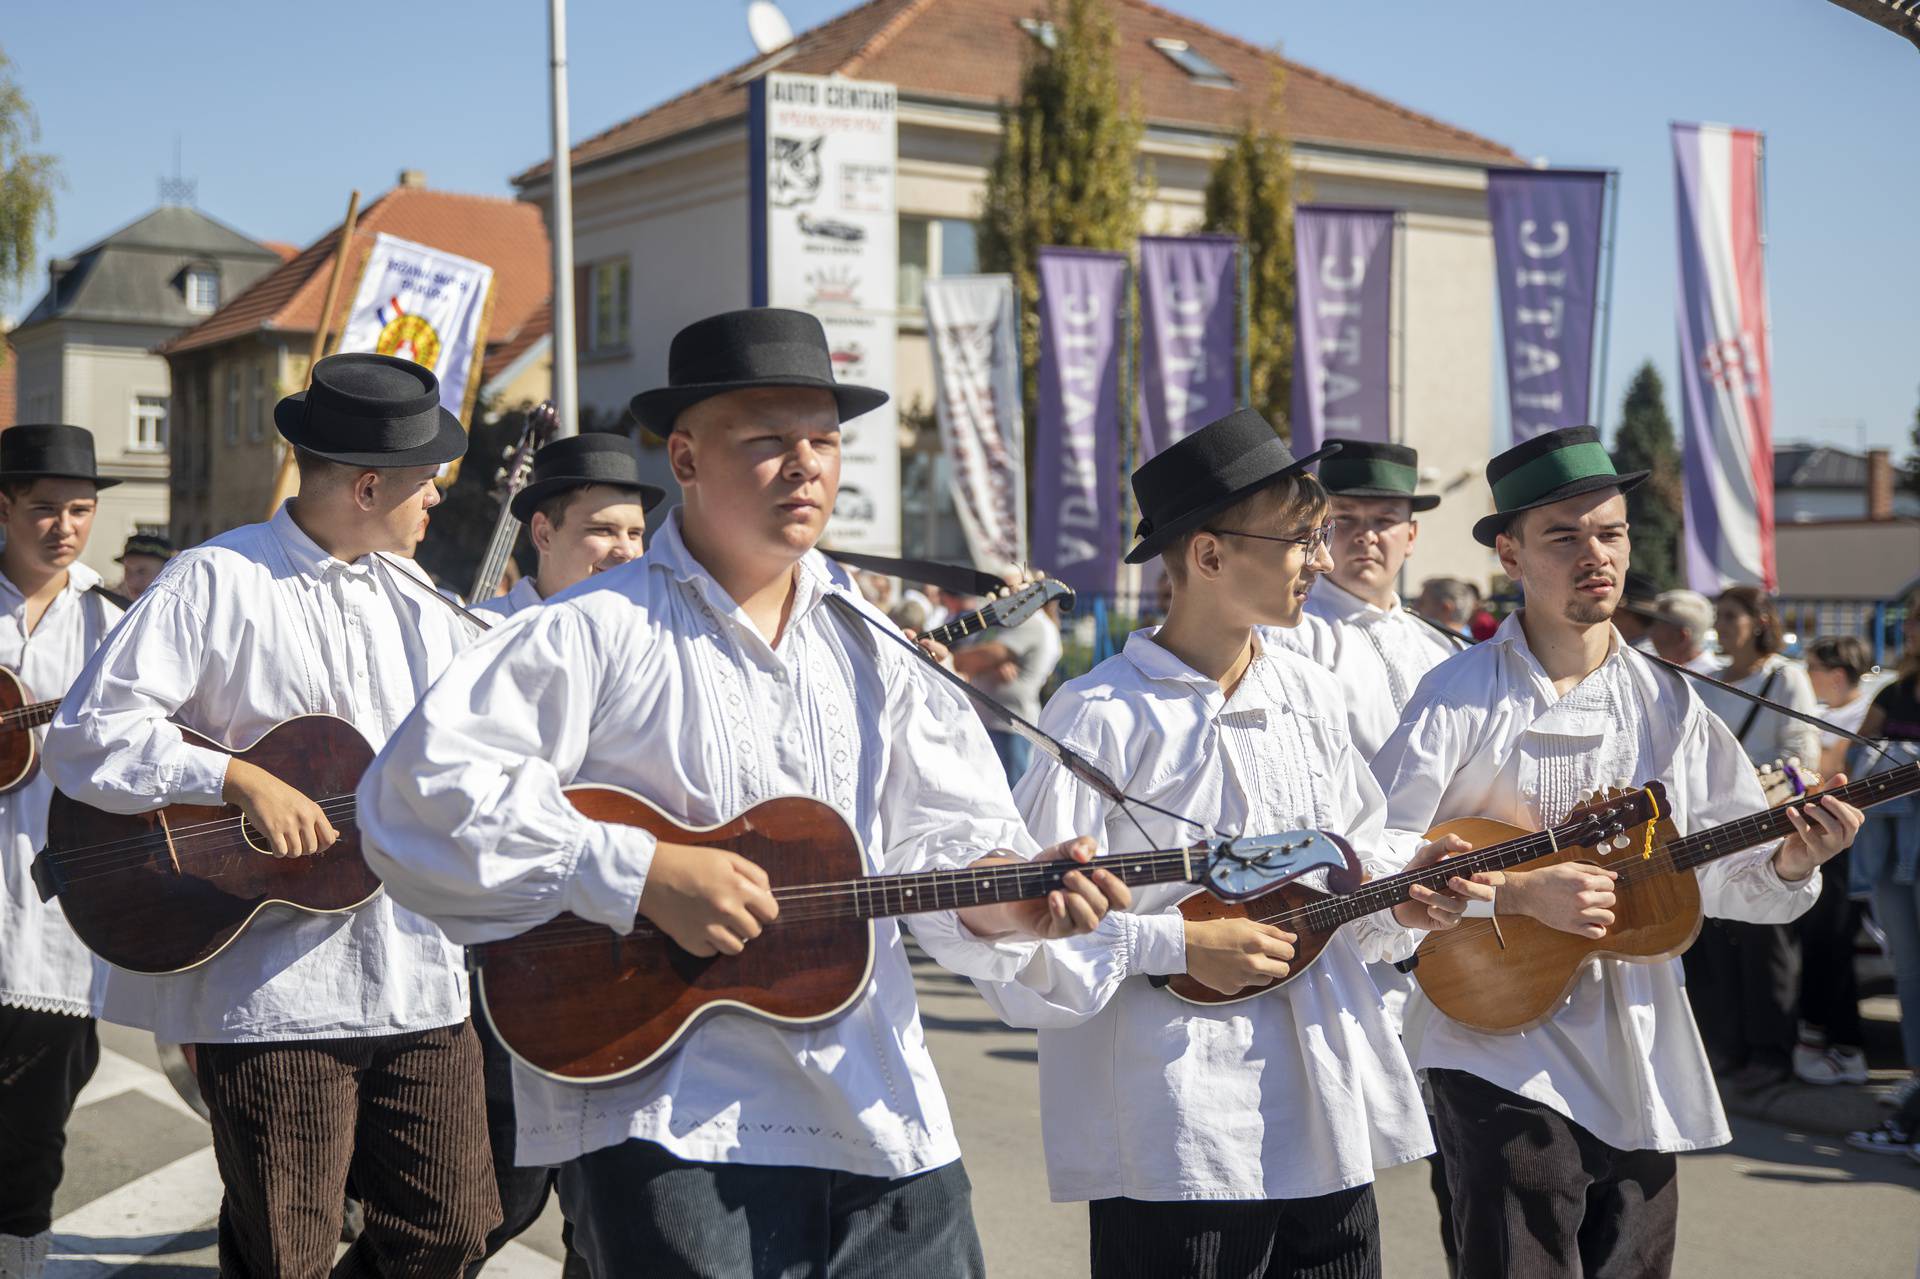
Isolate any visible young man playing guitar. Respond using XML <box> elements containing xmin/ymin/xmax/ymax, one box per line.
<box><xmin>358</xmin><ymin>307</ymin><xmax>1125</xmax><ymax>1279</ymax></box>
<box><xmin>44</xmin><ymin>354</ymin><xmax>499</xmax><ymax>1278</ymax></box>
<box><xmin>975</xmin><ymin>411</ymin><xmax>1486</xmax><ymax>1279</ymax></box>
<box><xmin>474</xmin><ymin>431</ymin><xmax>663</xmax><ymax>620</ymax></box>
<box><xmin>1370</xmin><ymin>426</ymin><xmax>1864</xmax><ymax>1277</ymax></box>
<box><xmin>0</xmin><ymin>425</ymin><xmax>126</xmax><ymax>1279</ymax></box>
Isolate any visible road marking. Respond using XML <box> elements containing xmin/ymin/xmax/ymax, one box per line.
<box><xmin>73</xmin><ymin>1046</ymin><xmax>204</xmax><ymax>1123</ymax></box>
<box><xmin>48</xmin><ymin>1146</ymin><xmax>222</xmax><ymax>1276</ymax></box>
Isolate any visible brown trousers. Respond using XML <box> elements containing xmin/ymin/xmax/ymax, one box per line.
<box><xmin>193</xmin><ymin>1020</ymin><xmax>500</xmax><ymax>1279</ymax></box>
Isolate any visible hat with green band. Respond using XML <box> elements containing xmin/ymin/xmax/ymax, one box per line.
<box><xmin>1320</xmin><ymin>439</ymin><xmax>1440</xmax><ymax>512</ymax></box>
<box><xmin>1473</xmin><ymin>424</ymin><xmax>1647</xmax><ymax>547</ymax></box>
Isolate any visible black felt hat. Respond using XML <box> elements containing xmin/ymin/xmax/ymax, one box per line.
<box><xmin>1320</xmin><ymin>439</ymin><xmax>1440</xmax><ymax>512</ymax></box>
<box><xmin>628</xmin><ymin>308</ymin><xmax>888</xmax><ymax>439</ymax></box>
<box><xmin>1473</xmin><ymin>425</ymin><xmax>1648</xmax><ymax>547</ymax></box>
<box><xmin>116</xmin><ymin>533</ymin><xmax>175</xmax><ymax>562</ymax></box>
<box><xmin>1125</xmin><ymin>409</ymin><xmax>1339</xmax><ymax>565</ymax></box>
<box><xmin>0</xmin><ymin>424</ymin><xmax>120</xmax><ymax>490</ymax></box>
<box><xmin>510</xmin><ymin>433</ymin><xmax>667</xmax><ymax>522</ymax></box>
<box><xmin>274</xmin><ymin>352</ymin><xmax>469</xmax><ymax>468</ymax></box>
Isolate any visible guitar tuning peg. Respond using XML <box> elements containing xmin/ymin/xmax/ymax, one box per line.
<box><xmin>1612</xmin><ymin>834</ymin><xmax>1631</xmax><ymax>851</ymax></box>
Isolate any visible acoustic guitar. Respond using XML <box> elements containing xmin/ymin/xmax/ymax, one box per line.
<box><xmin>465</xmin><ymin>401</ymin><xmax>558</xmax><ymax>606</ymax></box>
<box><xmin>1163</xmin><ymin>788</ymin><xmax>1661</xmax><ymax>1006</ymax></box>
<box><xmin>1411</xmin><ymin>759</ymin><xmax>1920</xmax><ymax>1033</ymax></box>
<box><xmin>0</xmin><ymin>667</ymin><xmax>65</xmax><ymax>794</ymax></box>
<box><xmin>32</xmin><ymin>714</ymin><xmax>378</xmax><ymax>974</ymax></box>
<box><xmin>474</xmin><ymin>788</ymin><xmax>1354</xmax><ymax>1084</ymax></box>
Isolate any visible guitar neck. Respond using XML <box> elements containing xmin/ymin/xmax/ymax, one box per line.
<box><xmin>1666</xmin><ymin>760</ymin><xmax>1920</xmax><ymax>872</ymax></box>
<box><xmin>923</xmin><ymin>605</ymin><xmax>995</xmax><ymax>649</ymax></box>
<box><xmin>2</xmin><ymin>698</ymin><xmax>62</xmax><ymax>732</ymax></box>
<box><xmin>801</xmin><ymin>845</ymin><xmax>1207</xmax><ymax>922</ymax></box>
<box><xmin>467</xmin><ymin>512</ymin><xmax>522</xmax><ymax>606</ymax></box>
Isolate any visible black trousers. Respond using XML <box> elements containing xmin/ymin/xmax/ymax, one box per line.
<box><xmin>1681</xmin><ymin>919</ymin><xmax>1798</xmax><ymax>1069</ymax></box>
<box><xmin>1429</xmin><ymin>1068</ymin><xmax>1678</xmax><ymax>1279</ymax></box>
<box><xmin>1087</xmin><ymin>1185</ymin><xmax>1380</xmax><ymax>1279</ymax></box>
<box><xmin>1796</xmin><ymin>847</ymin><xmax>1863</xmax><ymax>1046</ymax></box>
<box><xmin>0</xmin><ymin>1006</ymin><xmax>98</xmax><ymax>1237</ymax></box>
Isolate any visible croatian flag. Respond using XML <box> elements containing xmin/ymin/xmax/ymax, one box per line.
<box><xmin>1672</xmin><ymin>123</ymin><xmax>1775</xmax><ymax>591</ymax></box>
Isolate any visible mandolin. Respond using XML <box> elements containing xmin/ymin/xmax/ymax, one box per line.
<box><xmin>1411</xmin><ymin>761</ymin><xmax>1920</xmax><ymax>1033</ymax></box>
<box><xmin>474</xmin><ymin>788</ymin><xmax>1352</xmax><ymax>1084</ymax></box>
<box><xmin>32</xmin><ymin>715</ymin><xmax>379</xmax><ymax>974</ymax></box>
<box><xmin>0</xmin><ymin>667</ymin><xmax>65</xmax><ymax>794</ymax></box>
<box><xmin>466</xmin><ymin>401</ymin><xmax>559</xmax><ymax>605</ymax></box>
<box><xmin>1164</xmin><ymin>789</ymin><xmax>1662</xmax><ymax>1006</ymax></box>
<box><xmin>920</xmin><ymin>577</ymin><xmax>1073</xmax><ymax>649</ymax></box>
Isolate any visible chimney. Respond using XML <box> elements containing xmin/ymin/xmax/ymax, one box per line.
<box><xmin>1867</xmin><ymin>447</ymin><xmax>1894</xmax><ymax>521</ymax></box>
<box><xmin>398</xmin><ymin>169</ymin><xmax>427</xmax><ymax>189</ymax></box>
<box><xmin>47</xmin><ymin>258</ymin><xmax>72</xmax><ymax>289</ymax></box>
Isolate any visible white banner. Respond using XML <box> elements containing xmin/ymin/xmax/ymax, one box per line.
<box><xmin>335</xmin><ymin>232</ymin><xmax>493</xmax><ymax>421</ymax></box>
<box><xmin>752</xmin><ymin>72</ymin><xmax>900</xmax><ymax>554</ymax></box>
<box><xmin>924</xmin><ymin>276</ymin><xmax>1026</xmax><ymax>573</ymax></box>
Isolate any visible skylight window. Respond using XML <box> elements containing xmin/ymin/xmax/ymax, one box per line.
<box><xmin>1019</xmin><ymin>17</ymin><xmax>1058</xmax><ymax>49</ymax></box>
<box><xmin>1152</xmin><ymin>38</ymin><xmax>1234</xmax><ymax>87</ymax></box>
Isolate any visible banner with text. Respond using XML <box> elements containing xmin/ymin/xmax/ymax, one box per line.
<box><xmin>1674</xmin><ymin>122</ymin><xmax>1776</xmax><ymax>590</ymax></box>
<box><xmin>1137</xmin><ymin>235</ymin><xmax>1240</xmax><ymax>460</ymax></box>
<box><xmin>1034</xmin><ymin>248</ymin><xmax>1127</xmax><ymax>596</ymax></box>
<box><xmin>337</xmin><ymin>232</ymin><xmax>494</xmax><ymax>425</ymax></box>
<box><xmin>1290</xmin><ymin>207</ymin><xmax>1394</xmax><ymax>453</ymax></box>
<box><xmin>1488</xmin><ymin>168</ymin><xmax>1608</xmax><ymax>444</ymax></box>
<box><xmin>750</xmin><ymin>72</ymin><xmax>901</xmax><ymax>553</ymax></box>
<box><xmin>924</xmin><ymin>275</ymin><xmax>1027</xmax><ymax>573</ymax></box>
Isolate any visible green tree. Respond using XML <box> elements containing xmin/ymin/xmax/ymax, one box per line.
<box><xmin>0</xmin><ymin>48</ymin><xmax>60</xmax><ymax>309</ymax></box>
<box><xmin>1610</xmin><ymin>361</ymin><xmax>1685</xmax><ymax>590</ymax></box>
<box><xmin>977</xmin><ymin>0</ymin><xmax>1148</xmax><ymax>428</ymax></box>
<box><xmin>1201</xmin><ymin>75</ymin><xmax>1297</xmax><ymax>437</ymax></box>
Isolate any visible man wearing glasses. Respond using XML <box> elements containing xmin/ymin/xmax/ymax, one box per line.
<box><xmin>974</xmin><ymin>410</ymin><xmax>1486</xmax><ymax>1278</ymax></box>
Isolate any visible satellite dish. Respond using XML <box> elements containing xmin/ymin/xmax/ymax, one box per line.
<box><xmin>748</xmin><ymin>0</ymin><xmax>795</xmax><ymax>54</ymax></box>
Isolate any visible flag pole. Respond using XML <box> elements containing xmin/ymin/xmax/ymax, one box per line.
<box><xmin>1591</xmin><ymin>169</ymin><xmax>1621</xmax><ymax>435</ymax></box>
<box><xmin>548</xmin><ymin>0</ymin><xmax>580</xmax><ymax>438</ymax></box>
<box><xmin>264</xmin><ymin>189</ymin><xmax>360</xmax><ymax>518</ymax></box>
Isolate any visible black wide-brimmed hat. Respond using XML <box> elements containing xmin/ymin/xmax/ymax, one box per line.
<box><xmin>1</xmin><ymin>424</ymin><xmax>120</xmax><ymax>490</ymax></box>
<box><xmin>628</xmin><ymin>307</ymin><xmax>888</xmax><ymax>439</ymax></box>
<box><xmin>117</xmin><ymin>533</ymin><xmax>175</xmax><ymax>562</ymax></box>
<box><xmin>1126</xmin><ymin>408</ymin><xmax>1339</xmax><ymax>564</ymax></box>
<box><xmin>1320</xmin><ymin>439</ymin><xmax>1440</xmax><ymax>512</ymax></box>
<box><xmin>1474</xmin><ymin>425</ymin><xmax>1648</xmax><ymax>547</ymax></box>
<box><xmin>274</xmin><ymin>352</ymin><xmax>468</xmax><ymax>468</ymax></box>
<box><xmin>510</xmin><ymin>433</ymin><xmax>668</xmax><ymax>522</ymax></box>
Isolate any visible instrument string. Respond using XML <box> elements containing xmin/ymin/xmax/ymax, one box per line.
<box><xmin>45</xmin><ymin>794</ymin><xmax>360</xmax><ymax>879</ymax></box>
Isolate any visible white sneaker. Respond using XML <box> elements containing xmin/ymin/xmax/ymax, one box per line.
<box><xmin>0</xmin><ymin>1231</ymin><xmax>51</xmax><ymax>1279</ymax></box>
<box><xmin>1879</xmin><ymin>1072</ymin><xmax>1920</xmax><ymax>1109</ymax></box>
<box><xmin>1794</xmin><ymin>1043</ymin><xmax>1870</xmax><ymax>1086</ymax></box>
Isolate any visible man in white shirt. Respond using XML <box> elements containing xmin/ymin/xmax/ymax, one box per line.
<box><xmin>357</xmin><ymin>308</ymin><xmax>1125</xmax><ymax>1279</ymax></box>
<box><xmin>976</xmin><ymin>410</ymin><xmax>1488</xmax><ymax>1279</ymax></box>
<box><xmin>0</xmin><ymin>426</ymin><xmax>126</xmax><ymax>1279</ymax></box>
<box><xmin>45</xmin><ymin>354</ymin><xmax>498</xmax><ymax>1278</ymax></box>
<box><xmin>1371</xmin><ymin>425</ymin><xmax>1864</xmax><ymax>1277</ymax></box>
<box><xmin>1649</xmin><ymin>588</ymin><xmax>1722</xmax><ymax>676</ymax></box>
<box><xmin>474</xmin><ymin>431</ymin><xmax>663</xmax><ymax>621</ymax></box>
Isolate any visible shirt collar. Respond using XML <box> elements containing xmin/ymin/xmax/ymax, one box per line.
<box><xmin>0</xmin><ymin>556</ymin><xmax>101</xmax><ymax>607</ymax></box>
<box><xmin>508</xmin><ymin>576</ymin><xmax>544</xmax><ymax>610</ymax></box>
<box><xmin>1122</xmin><ymin>626</ymin><xmax>1273</xmax><ymax>718</ymax></box>
<box><xmin>1311</xmin><ymin>574</ymin><xmax>1402</xmax><ymax>623</ymax></box>
<box><xmin>270</xmin><ymin>501</ymin><xmax>374</xmax><ymax>581</ymax></box>
<box><xmin>1489</xmin><ymin>610</ymin><xmax>1627</xmax><ymax>693</ymax></box>
<box><xmin>647</xmin><ymin>507</ymin><xmax>840</xmax><ymax>635</ymax></box>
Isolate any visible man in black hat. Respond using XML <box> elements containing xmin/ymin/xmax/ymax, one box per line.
<box><xmin>46</xmin><ymin>353</ymin><xmax>500</xmax><ymax>1277</ymax></box>
<box><xmin>114</xmin><ymin>531</ymin><xmax>175</xmax><ymax>600</ymax></box>
<box><xmin>1370</xmin><ymin>425</ymin><xmax>1864</xmax><ymax>1277</ymax></box>
<box><xmin>0</xmin><ymin>424</ymin><xmax>126</xmax><ymax>1279</ymax></box>
<box><xmin>976</xmin><ymin>408</ymin><xmax>1486</xmax><ymax>1279</ymax></box>
<box><xmin>359</xmin><ymin>307</ymin><xmax>1124</xmax><ymax>1278</ymax></box>
<box><xmin>475</xmin><ymin>432</ymin><xmax>664</xmax><ymax>620</ymax></box>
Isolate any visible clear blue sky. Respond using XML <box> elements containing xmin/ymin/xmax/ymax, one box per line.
<box><xmin>4</xmin><ymin>0</ymin><xmax>1912</xmax><ymax>452</ymax></box>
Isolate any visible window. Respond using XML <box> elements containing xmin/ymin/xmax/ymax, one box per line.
<box><xmin>587</xmin><ymin>258</ymin><xmax>631</xmax><ymax>353</ymax></box>
<box><xmin>131</xmin><ymin>395</ymin><xmax>169</xmax><ymax>453</ymax></box>
<box><xmin>1018</xmin><ymin>17</ymin><xmax>1057</xmax><ymax>49</ymax></box>
<box><xmin>1151</xmin><ymin>38</ymin><xmax>1234</xmax><ymax>87</ymax></box>
<box><xmin>187</xmin><ymin>268</ymin><xmax>220</xmax><ymax>313</ymax></box>
<box><xmin>225</xmin><ymin>368</ymin><xmax>241</xmax><ymax>445</ymax></box>
<box><xmin>249</xmin><ymin>365</ymin><xmax>267</xmax><ymax>441</ymax></box>
<box><xmin>898</xmin><ymin>216</ymin><xmax>981</xmax><ymax>311</ymax></box>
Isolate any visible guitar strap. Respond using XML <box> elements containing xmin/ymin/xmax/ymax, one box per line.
<box><xmin>822</xmin><ymin>549</ymin><xmax>1005</xmax><ymax>598</ymax></box>
<box><xmin>1734</xmin><ymin>668</ymin><xmax>1782</xmax><ymax>745</ymax></box>
<box><xmin>87</xmin><ymin>584</ymin><xmax>133</xmax><ymax>612</ymax></box>
<box><xmin>370</xmin><ymin>553</ymin><xmax>496</xmax><ymax>634</ymax></box>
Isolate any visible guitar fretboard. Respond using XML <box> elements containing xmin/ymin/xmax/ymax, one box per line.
<box><xmin>924</xmin><ymin>607</ymin><xmax>995</xmax><ymax>648</ymax></box>
<box><xmin>0</xmin><ymin>698</ymin><xmax>61</xmax><ymax>731</ymax></box>
<box><xmin>1667</xmin><ymin>761</ymin><xmax>1920</xmax><ymax>872</ymax></box>
<box><xmin>788</xmin><ymin>845</ymin><xmax>1204</xmax><ymax>922</ymax></box>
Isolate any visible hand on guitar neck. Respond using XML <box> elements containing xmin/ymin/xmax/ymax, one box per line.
<box><xmin>221</xmin><ymin>757</ymin><xmax>341</xmax><ymax>857</ymax></box>
<box><xmin>1770</xmin><ymin>773</ymin><xmax>1865</xmax><ymax>881</ymax></box>
<box><xmin>956</xmin><ymin>837</ymin><xmax>1129</xmax><ymax>941</ymax></box>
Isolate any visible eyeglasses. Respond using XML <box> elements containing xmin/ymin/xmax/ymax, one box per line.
<box><xmin>1207</xmin><ymin>521</ymin><xmax>1337</xmax><ymax>558</ymax></box>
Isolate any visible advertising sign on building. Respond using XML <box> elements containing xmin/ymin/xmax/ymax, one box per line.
<box><xmin>750</xmin><ymin>72</ymin><xmax>901</xmax><ymax>554</ymax></box>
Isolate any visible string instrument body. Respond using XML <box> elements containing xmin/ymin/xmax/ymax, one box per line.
<box><xmin>0</xmin><ymin>667</ymin><xmax>63</xmax><ymax>795</ymax></box>
<box><xmin>34</xmin><ymin>714</ymin><xmax>378</xmax><ymax>974</ymax></box>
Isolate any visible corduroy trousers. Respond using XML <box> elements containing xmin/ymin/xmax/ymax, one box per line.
<box><xmin>193</xmin><ymin>1020</ymin><xmax>499</xmax><ymax>1279</ymax></box>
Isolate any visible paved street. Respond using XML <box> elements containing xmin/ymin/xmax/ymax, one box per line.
<box><xmin>46</xmin><ymin>957</ymin><xmax>1920</xmax><ymax>1277</ymax></box>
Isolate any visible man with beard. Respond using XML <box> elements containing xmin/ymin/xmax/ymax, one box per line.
<box><xmin>1370</xmin><ymin>426</ymin><xmax>1864</xmax><ymax>1276</ymax></box>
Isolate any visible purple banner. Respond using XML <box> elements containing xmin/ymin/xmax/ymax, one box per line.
<box><xmin>1290</xmin><ymin>206</ymin><xmax>1394</xmax><ymax>453</ymax></box>
<box><xmin>1488</xmin><ymin>168</ymin><xmax>1609</xmax><ymax>444</ymax></box>
<box><xmin>1137</xmin><ymin>235</ymin><xmax>1240</xmax><ymax>460</ymax></box>
<box><xmin>1035</xmin><ymin>248</ymin><xmax>1128</xmax><ymax>595</ymax></box>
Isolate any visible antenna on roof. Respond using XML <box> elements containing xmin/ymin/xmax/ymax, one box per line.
<box><xmin>747</xmin><ymin>0</ymin><xmax>794</xmax><ymax>54</ymax></box>
<box><xmin>158</xmin><ymin>132</ymin><xmax>197</xmax><ymax>207</ymax></box>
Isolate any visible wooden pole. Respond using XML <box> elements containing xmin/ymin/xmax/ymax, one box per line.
<box><xmin>264</xmin><ymin>190</ymin><xmax>361</xmax><ymax>517</ymax></box>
